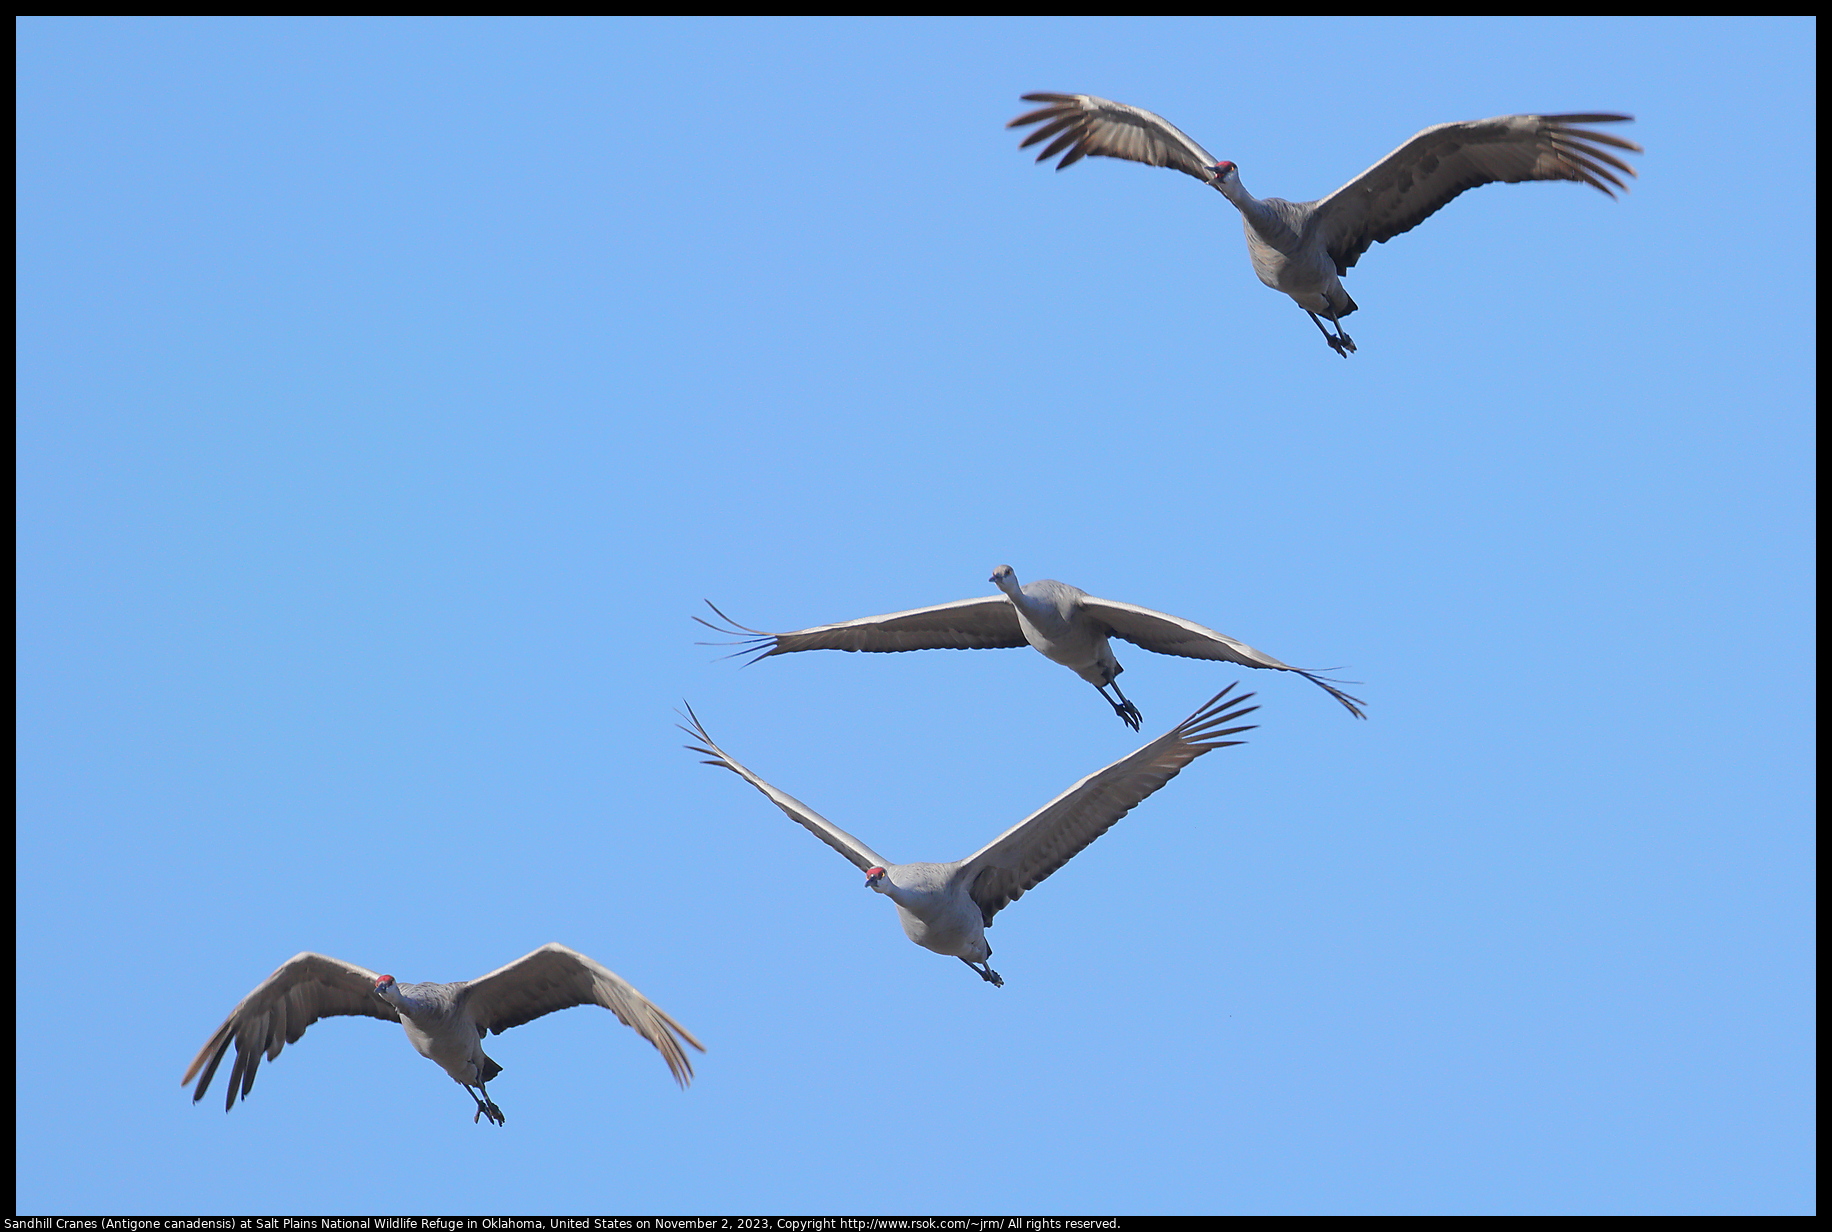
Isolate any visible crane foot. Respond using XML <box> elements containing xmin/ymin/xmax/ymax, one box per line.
<box><xmin>468</xmin><ymin>1085</ymin><xmax>507</xmax><ymax>1126</ymax></box>
<box><xmin>964</xmin><ymin>958</ymin><xmax>1005</xmax><ymax>987</ymax></box>
<box><xmin>1100</xmin><ymin>684</ymin><xmax>1143</xmax><ymax>730</ymax></box>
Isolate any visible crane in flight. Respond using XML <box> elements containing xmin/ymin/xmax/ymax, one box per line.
<box><xmin>1008</xmin><ymin>94</ymin><xmax>1640</xmax><ymax>355</ymax></box>
<box><xmin>683</xmin><ymin>685</ymin><xmax>1257</xmax><ymax>987</ymax></box>
<box><xmin>183</xmin><ymin>943</ymin><xmax>704</xmax><ymax>1126</ymax></box>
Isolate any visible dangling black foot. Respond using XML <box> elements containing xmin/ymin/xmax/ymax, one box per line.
<box><xmin>962</xmin><ymin>957</ymin><xmax>1004</xmax><ymax>987</ymax></box>
<box><xmin>1307</xmin><ymin>310</ymin><xmax>1357</xmax><ymax>357</ymax></box>
<box><xmin>467</xmin><ymin>1084</ymin><xmax>507</xmax><ymax>1127</ymax></box>
<box><xmin>1100</xmin><ymin>684</ymin><xmax>1143</xmax><ymax>731</ymax></box>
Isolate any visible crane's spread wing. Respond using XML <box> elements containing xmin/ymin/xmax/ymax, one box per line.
<box><xmin>959</xmin><ymin>685</ymin><xmax>1258</xmax><ymax>924</ymax></box>
<box><xmin>459</xmin><ymin>943</ymin><xmax>704</xmax><ymax>1087</ymax></box>
<box><xmin>1076</xmin><ymin>596</ymin><xmax>1367</xmax><ymax>719</ymax></box>
<box><xmin>182</xmin><ymin>952</ymin><xmax>397</xmax><ymax>1111</ymax></box>
<box><xmin>1312</xmin><ymin>113</ymin><xmax>1641</xmax><ymax>272</ymax></box>
<box><xmin>682</xmin><ymin>704</ymin><xmax>889</xmax><ymax>874</ymax></box>
<box><xmin>1008</xmin><ymin>93</ymin><xmax>1222</xmax><ymax>182</ymax></box>
<box><xmin>696</xmin><ymin>596</ymin><xmax>1024</xmax><ymax>663</ymax></box>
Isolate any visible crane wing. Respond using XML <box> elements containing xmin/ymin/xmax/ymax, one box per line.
<box><xmin>959</xmin><ymin>685</ymin><xmax>1257</xmax><ymax>924</ymax></box>
<box><xmin>682</xmin><ymin>704</ymin><xmax>889</xmax><ymax>874</ymax></box>
<box><xmin>1312</xmin><ymin>113</ymin><xmax>1641</xmax><ymax>272</ymax></box>
<box><xmin>696</xmin><ymin>596</ymin><xmax>1023</xmax><ymax>663</ymax></box>
<box><xmin>459</xmin><ymin>944</ymin><xmax>703</xmax><ymax>1087</ymax></box>
<box><xmin>1008</xmin><ymin>92</ymin><xmax>1222</xmax><ymax>182</ymax></box>
<box><xmin>1078</xmin><ymin>595</ymin><xmax>1367</xmax><ymax>719</ymax></box>
<box><xmin>182</xmin><ymin>952</ymin><xmax>397</xmax><ymax>1111</ymax></box>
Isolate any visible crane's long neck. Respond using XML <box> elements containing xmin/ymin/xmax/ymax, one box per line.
<box><xmin>1212</xmin><ymin>171</ymin><xmax>1300</xmax><ymax>251</ymax></box>
<box><xmin>376</xmin><ymin>981</ymin><xmax>432</xmax><ymax>1021</ymax></box>
<box><xmin>993</xmin><ymin>571</ymin><xmax>1051</xmax><ymax>628</ymax></box>
<box><xmin>992</xmin><ymin>569</ymin><xmax>1031</xmax><ymax>612</ymax></box>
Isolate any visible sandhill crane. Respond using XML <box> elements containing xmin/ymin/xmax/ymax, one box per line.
<box><xmin>183</xmin><ymin>943</ymin><xmax>704</xmax><ymax>1126</ymax></box>
<box><xmin>683</xmin><ymin>685</ymin><xmax>1256</xmax><ymax>986</ymax></box>
<box><xmin>1007</xmin><ymin>94</ymin><xmax>1641</xmax><ymax>355</ymax></box>
<box><xmin>698</xmin><ymin>565</ymin><xmax>1362</xmax><ymax>729</ymax></box>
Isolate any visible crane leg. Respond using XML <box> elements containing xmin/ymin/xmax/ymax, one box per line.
<box><xmin>1305</xmin><ymin>309</ymin><xmax>1356</xmax><ymax>357</ymax></box>
<box><xmin>962</xmin><ymin>956</ymin><xmax>1004</xmax><ymax>987</ymax></box>
<box><xmin>466</xmin><ymin>1083</ymin><xmax>507</xmax><ymax>1127</ymax></box>
<box><xmin>1098</xmin><ymin>682</ymin><xmax>1143</xmax><ymax>731</ymax></box>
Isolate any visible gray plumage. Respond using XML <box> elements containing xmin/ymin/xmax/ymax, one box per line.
<box><xmin>1008</xmin><ymin>93</ymin><xmax>1641</xmax><ymax>355</ymax></box>
<box><xmin>182</xmin><ymin>943</ymin><xmax>704</xmax><ymax>1126</ymax></box>
<box><xmin>699</xmin><ymin>565</ymin><xmax>1363</xmax><ymax>728</ymax></box>
<box><xmin>683</xmin><ymin>684</ymin><xmax>1257</xmax><ymax>986</ymax></box>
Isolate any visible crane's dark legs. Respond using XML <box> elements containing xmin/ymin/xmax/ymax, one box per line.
<box><xmin>1305</xmin><ymin>309</ymin><xmax>1356</xmax><ymax>357</ymax></box>
<box><xmin>961</xmin><ymin>956</ymin><xmax>1004</xmax><ymax>987</ymax></box>
<box><xmin>1098</xmin><ymin>682</ymin><xmax>1143</xmax><ymax>731</ymax></box>
<box><xmin>466</xmin><ymin>1083</ymin><xmax>506</xmax><ymax>1127</ymax></box>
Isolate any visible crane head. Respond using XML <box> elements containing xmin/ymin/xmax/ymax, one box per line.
<box><xmin>1209</xmin><ymin>160</ymin><xmax>1237</xmax><ymax>188</ymax></box>
<box><xmin>865</xmin><ymin>867</ymin><xmax>887</xmax><ymax>891</ymax></box>
<box><xmin>374</xmin><ymin>974</ymin><xmax>396</xmax><ymax>995</ymax></box>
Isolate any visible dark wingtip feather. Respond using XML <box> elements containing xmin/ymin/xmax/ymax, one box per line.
<box><xmin>1566</xmin><ymin>155</ymin><xmax>1630</xmax><ymax>196</ymax></box>
<box><xmin>1559</xmin><ymin>138</ymin><xmax>1640</xmax><ymax>179</ymax></box>
<box><xmin>1561</xmin><ymin>126</ymin><xmax>1644</xmax><ymax>155</ymax></box>
<box><xmin>693</xmin><ymin>600</ymin><xmax>782</xmax><ymax>664</ymax></box>
<box><xmin>1291</xmin><ymin>669</ymin><xmax>1368</xmax><ymax>719</ymax></box>
<box><xmin>1543</xmin><ymin>112</ymin><xmax>1635</xmax><ymax>125</ymax></box>
<box><xmin>1567</xmin><ymin>166</ymin><xmax>1621</xmax><ymax>197</ymax></box>
<box><xmin>1543</xmin><ymin>117</ymin><xmax>1642</xmax><ymax>197</ymax></box>
<box><xmin>697</xmin><ymin>598</ymin><xmax>769</xmax><ymax>636</ymax></box>
<box><xmin>235</xmin><ymin>1046</ymin><xmax>260</xmax><ymax>1105</ymax></box>
<box><xmin>187</xmin><ymin>1040</ymin><xmax>228</xmax><ymax>1106</ymax></box>
<box><xmin>1008</xmin><ymin>104</ymin><xmax>1067</xmax><ymax>132</ymax></box>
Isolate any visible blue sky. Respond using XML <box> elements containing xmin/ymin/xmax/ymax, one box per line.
<box><xmin>16</xmin><ymin>16</ymin><xmax>1813</xmax><ymax>1216</ymax></box>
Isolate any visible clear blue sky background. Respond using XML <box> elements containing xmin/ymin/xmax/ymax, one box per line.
<box><xmin>17</xmin><ymin>16</ymin><xmax>1813</xmax><ymax>1216</ymax></box>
